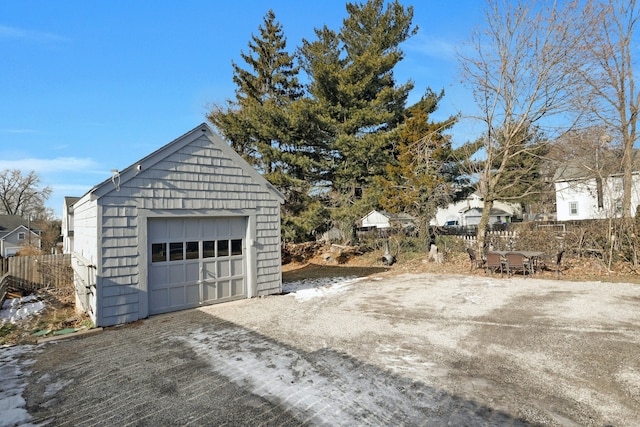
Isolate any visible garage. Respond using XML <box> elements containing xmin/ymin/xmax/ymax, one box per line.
<box><xmin>65</xmin><ymin>124</ymin><xmax>284</xmax><ymax>327</ymax></box>
<box><xmin>148</xmin><ymin>216</ymin><xmax>247</xmax><ymax>315</ymax></box>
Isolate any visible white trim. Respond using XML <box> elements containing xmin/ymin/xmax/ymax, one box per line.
<box><xmin>138</xmin><ymin>208</ymin><xmax>256</xmax><ymax>316</ymax></box>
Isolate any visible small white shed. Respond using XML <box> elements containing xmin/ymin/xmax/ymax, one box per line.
<box><xmin>359</xmin><ymin>210</ymin><xmax>416</xmax><ymax>230</ymax></box>
<box><xmin>66</xmin><ymin>124</ymin><xmax>284</xmax><ymax>327</ymax></box>
<box><xmin>360</xmin><ymin>210</ymin><xmax>392</xmax><ymax>229</ymax></box>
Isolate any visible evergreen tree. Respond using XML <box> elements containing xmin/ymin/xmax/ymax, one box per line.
<box><xmin>208</xmin><ymin>10</ymin><xmax>330</xmax><ymax>242</ymax></box>
<box><xmin>485</xmin><ymin>125</ymin><xmax>550</xmax><ymax>205</ymax></box>
<box><xmin>300</xmin><ymin>0</ymin><xmax>417</xmax><ymax>222</ymax></box>
<box><xmin>376</xmin><ymin>89</ymin><xmax>463</xmax><ymax>236</ymax></box>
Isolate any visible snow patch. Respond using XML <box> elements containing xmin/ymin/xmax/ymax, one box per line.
<box><xmin>283</xmin><ymin>276</ymin><xmax>364</xmax><ymax>301</ymax></box>
<box><xmin>1</xmin><ymin>295</ymin><xmax>46</xmax><ymax>326</ymax></box>
<box><xmin>178</xmin><ymin>327</ymin><xmax>432</xmax><ymax>425</ymax></box>
<box><xmin>0</xmin><ymin>345</ymin><xmax>37</xmax><ymax>427</ymax></box>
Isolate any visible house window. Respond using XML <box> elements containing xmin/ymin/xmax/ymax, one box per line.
<box><xmin>569</xmin><ymin>201</ymin><xmax>578</xmax><ymax>216</ymax></box>
<box><xmin>17</xmin><ymin>232</ymin><xmax>25</xmax><ymax>241</ymax></box>
<box><xmin>615</xmin><ymin>198</ymin><xmax>623</xmax><ymax>215</ymax></box>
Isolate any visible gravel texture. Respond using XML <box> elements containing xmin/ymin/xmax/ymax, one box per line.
<box><xmin>10</xmin><ymin>272</ymin><xmax>640</xmax><ymax>426</ymax></box>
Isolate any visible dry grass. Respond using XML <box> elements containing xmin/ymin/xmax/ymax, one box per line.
<box><xmin>285</xmin><ymin>243</ymin><xmax>640</xmax><ymax>285</ymax></box>
<box><xmin>0</xmin><ymin>286</ymin><xmax>92</xmax><ymax>346</ymax></box>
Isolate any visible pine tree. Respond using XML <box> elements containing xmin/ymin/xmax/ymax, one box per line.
<box><xmin>208</xmin><ymin>10</ymin><xmax>330</xmax><ymax>242</ymax></box>
<box><xmin>300</xmin><ymin>0</ymin><xmax>417</xmax><ymax>218</ymax></box>
<box><xmin>488</xmin><ymin>126</ymin><xmax>549</xmax><ymax>205</ymax></box>
<box><xmin>376</xmin><ymin>89</ymin><xmax>462</xmax><ymax>236</ymax></box>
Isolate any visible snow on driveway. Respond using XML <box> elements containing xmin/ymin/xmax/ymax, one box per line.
<box><xmin>179</xmin><ymin>326</ymin><xmax>436</xmax><ymax>425</ymax></box>
<box><xmin>0</xmin><ymin>345</ymin><xmax>38</xmax><ymax>427</ymax></box>
<box><xmin>178</xmin><ymin>275</ymin><xmax>522</xmax><ymax>425</ymax></box>
<box><xmin>177</xmin><ymin>323</ymin><xmax>523</xmax><ymax>425</ymax></box>
<box><xmin>0</xmin><ymin>295</ymin><xmax>47</xmax><ymax>427</ymax></box>
<box><xmin>282</xmin><ymin>276</ymin><xmax>366</xmax><ymax>301</ymax></box>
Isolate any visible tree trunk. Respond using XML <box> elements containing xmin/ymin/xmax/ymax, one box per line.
<box><xmin>623</xmin><ymin>132</ymin><xmax>634</xmax><ymax>220</ymax></box>
<box><xmin>477</xmin><ymin>199</ymin><xmax>494</xmax><ymax>254</ymax></box>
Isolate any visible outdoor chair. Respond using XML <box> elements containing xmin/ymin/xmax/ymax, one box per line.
<box><xmin>504</xmin><ymin>252</ymin><xmax>531</xmax><ymax>277</ymax></box>
<box><xmin>466</xmin><ymin>248</ymin><xmax>485</xmax><ymax>272</ymax></box>
<box><xmin>484</xmin><ymin>252</ymin><xmax>504</xmax><ymax>277</ymax></box>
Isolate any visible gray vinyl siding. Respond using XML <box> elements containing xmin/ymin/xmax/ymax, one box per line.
<box><xmin>94</xmin><ymin>133</ymin><xmax>281</xmax><ymax>326</ymax></box>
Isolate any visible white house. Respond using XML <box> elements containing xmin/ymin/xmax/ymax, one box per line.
<box><xmin>61</xmin><ymin>196</ymin><xmax>80</xmax><ymax>254</ymax></box>
<box><xmin>554</xmin><ymin>150</ymin><xmax>640</xmax><ymax>221</ymax></box>
<box><xmin>63</xmin><ymin>124</ymin><xmax>284</xmax><ymax>327</ymax></box>
<box><xmin>0</xmin><ymin>215</ymin><xmax>41</xmax><ymax>257</ymax></box>
<box><xmin>462</xmin><ymin>207</ymin><xmax>513</xmax><ymax>226</ymax></box>
<box><xmin>555</xmin><ymin>172</ymin><xmax>640</xmax><ymax>221</ymax></box>
<box><xmin>431</xmin><ymin>193</ymin><xmax>521</xmax><ymax>226</ymax></box>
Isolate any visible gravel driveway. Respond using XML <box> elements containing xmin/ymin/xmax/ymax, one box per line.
<box><xmin>9</xmin><ymin>272</ymin><xmax>640</xmax><ymax>425</ymax></box>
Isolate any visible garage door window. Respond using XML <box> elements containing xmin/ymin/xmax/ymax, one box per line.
<box><xmin>218</xmin><ymin>240</ymin><xmax>229</xmax><ymax>256</ymax></box>
<box><xmin>170</xmin><ymin>242</ymin><xmax>184</xmax><ymax>261</ymax></box>
<box><xmin>186</xmin><ymin>241</ymin><xmax>199</xmax><ymax>260</ymax></box>
<box><xmin>153</xmin><ymin>238</ymin><xmax>243</xmax><ymax>262</ymax></box>
<box><xmin>203</xmin><ymin>241</ymin><xmax>215</xmax><ymax>258</ymax></box>
<box><xmin>231</xmin><ymin>239</ymin><xmax>242</xmax><ymax>255</ymax></box>
<box><xmin>152</xmin><ymin>243</ymin><xmax>166</xmax><ymax>262</ymax></box>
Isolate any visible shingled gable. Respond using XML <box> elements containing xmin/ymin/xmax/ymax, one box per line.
<box><xmin>86</xmin><ymin>123</ymin><xmax>284</xmax><ymax>203</ymax></box>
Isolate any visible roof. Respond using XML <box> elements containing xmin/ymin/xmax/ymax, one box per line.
<box><xmin>554</xmin><ymin>149</ymin><xmax>640</xmax><ymax>182</ymax></box>
<box><xmin>0</xmin><ymin>215</ymin><xmax>39</xmax><ymax>240</ymax></box>
<box><xmin>360</xmin><ymin>210</ymin><xmax>416</xmax><ymax>222</ymax></box>
<box><xmin>64</xmin><ymin>197</ymin><xmax>81</xmax><ymax>208</ymax></box>
<box><xmin>464</xmin><ymin>207</ymin><xmax>511</xmax><ymax>216</ymax></box>
<box><xmin>0</xmin><ymin>215</ymin><xmax>29</xmax><ymax>234</ymax></box>
<box><xmin>83</xmin><ymin>123</ymin><xmax>285</xmax><ymax>203</ymax></box>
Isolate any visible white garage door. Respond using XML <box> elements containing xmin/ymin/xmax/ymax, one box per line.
<box><xmin>148</xmin><ymin>217</ymin><xmax>246</xmax><ymax>315</ymax></box>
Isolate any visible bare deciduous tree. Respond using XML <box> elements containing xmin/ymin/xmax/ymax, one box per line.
<box><xmin>458</xmin><ymin>0</ymin><xmax>587</xmax><ymax>251</ymax></box>
<box><xmin>565</xmin><ymin>0</ymin><xmax>640</xmax><ymax>269</ymax></box>
<box><xmin>578</xmin><ymin>0</ymin><xmax>640</xmax><ymax>221</ymax></box>
<box><xmin>0</xmin><ymin>169</ymin><xmax>52</xmax><ymax>218</ymax></box>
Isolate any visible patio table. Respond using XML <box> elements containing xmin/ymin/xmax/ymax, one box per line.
<box><xmin>488</xmin><ymin>251</ymin><xmax>545</xmax><ymax>274</ymax></box>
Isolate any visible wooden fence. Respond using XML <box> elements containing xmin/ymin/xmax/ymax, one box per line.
<box><xmin>0</xmin><ymin>273</ymin><xmax>9</xmax><ymax>306</ymax></box>
<box><xmin>1</xmin><ymin>254</ymin><xmax>72</xmax><ymax>293</ymax></box>
<box><xmin>0</xmin><ymin>258</ymin><xmax>7</xmax><ymax>276</ymax></box>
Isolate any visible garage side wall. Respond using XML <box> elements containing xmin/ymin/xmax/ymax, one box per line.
<box><xmin>70</xmin><ymin>195</ymin><xmax>100</xmax><ymax>324</ymax></box>
<box><xmin>96</xmin><ymin>134</ymin><xmax>281</xmax><ymax>326</ymax></box>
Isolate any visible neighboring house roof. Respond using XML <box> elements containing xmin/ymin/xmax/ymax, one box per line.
<box><xmin>554</xmin><ymin>149</ymin><xmax>640</xmax><ymax>182</ymax></box>
<box><xmin>464</xmin><ymin>207</ymin><xmax>511</xmax><ymax>217</ymax></box>
<box><xmin>0</xmin><ymin>215</ymin><xmax>30</xmax><ymax>234</ymax></box>
<box><xmin>0</xmin><ymin>215</ymin><xmax>41</xmax><ymax>239</ymax></box>
<box><xmin>0</xmin><ymin>215</ymin><xmax>42</xmax><ymax>257</ymax></box>
<box><xmin>83</xmin><ymin>124</ymin><xmax>285</xmax><ymax>204</ymax></box>
<box><xmin>64</xmin><ymin>196</ymin><xmax>81</xmax><ymax>212</ymax></box>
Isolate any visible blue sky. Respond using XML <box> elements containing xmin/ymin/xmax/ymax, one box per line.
<box><xmin>0</xmin><ymin>1</ymin><xmax>484</xmax><ymax>218</ymax></box>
